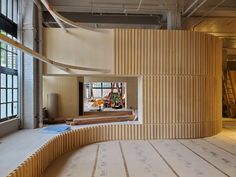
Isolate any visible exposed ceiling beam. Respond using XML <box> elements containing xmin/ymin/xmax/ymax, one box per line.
<box><xmin>42</xmin><ymin>12</ymin><xmax>163</xmax><ymax>26</ymax></box>
<box><xmin>42</xmin><ymin>4</ymin><xmax>177</xmax><ymax>15</ymax></box>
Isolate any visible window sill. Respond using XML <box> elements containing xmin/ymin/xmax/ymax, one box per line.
<box><xmin>0</xmin><ymin>118</ymin><xmax>19</xmax><ymax>138</ymax></box>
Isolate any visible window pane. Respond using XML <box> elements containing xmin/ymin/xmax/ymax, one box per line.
<box><xmin>1</xmin><ymin>49</ymin><xmax>6</xmax><ymax>67</ymax></box>
<box><xmin>1</xmin><ymin>104</ymin><xmax>6</xmax><ymax>118</ymax></box>
<box><xmin>103</xmin><ymin>82</ymin><xmax>112</xmax><ymax>88</ymax></box>
<box><xmin>13</xmin><ymin>75</ymin><xmax>17</xmax><ymax>88</ymax></box>
<box><xmin>1</xmin><ymin>89</ymin><xmax>6</xmax><ymax>103</ymax></box>
<box><xmin>1</xmin><ymin>0</ymin><xmax>7</xmax><ymax>16</ymax></box>
<box><xmin>7</xmin><ymin>89</ymin><xmax>12</xmax><ymax>102</ymax></box>
<box><xmin>7</xmin><ymin>0</ymin><xmax>13</xmax><ymax>20</ymax></box>
<box><xmin>13</xmin><ymin>102</ymin><xmax>17</xmax><ymax>115</ymax></box>
<box><xmin>13</xmin><ymin>54</ymin><xmax>17</xmax><ymax>69</ymax></box>
<box><xmin>1</xmin><ymin>41</ymin><xmax>7</xmax><ymax>50</ymax></box>
<box><xmin>93</xmin><ymin>82</ymin><xmax>101</xmax><ymax>88</ymax></box>
<box><xmin>7</xmin><ymin>45</ymin><xmax>13</xmax><ymax>68</ymax></box>
<box><xmin>13</xmin><ymin>89</ymin><xmax>17</xmax><ymax>101</ymax></box>
<box><xmin>0</xmin><ymin>2</ymin><xmax>18</xmax><ymax>121</ymax></box>
<box><xmin>7</xmin><ymin>103</ymin><xmax>12</xmax><ymax>117</ymax></box>
<box><xmin>13</xmin><ymin>0</ymin><xmax>18</xmax><ymax>23</ymax></box>
<box><xmin>93</xmin><ymin>89</ymin><xmax>102</xmax><ymax>98</ymax></box>
<box><xmin>1</xmin><ymin>74</ymin><xmax>6</xmax><ymax>87</ymax></box>
<box><xmin>7</xmin><ymin>75</ymin><xmax>12</xmax><ymax>88</ymax></box>
<box><xmin>103</xmin><ymin>89</ymin><xmax>111</xmax><ymax>97</ymax></box>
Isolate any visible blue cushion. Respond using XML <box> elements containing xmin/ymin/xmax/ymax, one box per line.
<box><xmin>41</xmin><ymin>125</ymin><xmax>71</xmax><ymax>134</ymax></box>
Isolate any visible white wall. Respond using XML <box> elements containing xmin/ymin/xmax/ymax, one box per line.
<box><xmin>43</xmin><ymin>28</ymin><xmax>114</xmax><ymax>75</ymax></box>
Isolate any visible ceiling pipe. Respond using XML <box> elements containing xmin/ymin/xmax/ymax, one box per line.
<box><xmin>41</xmin><ymin>0</ymin><xmax>99</xmax><ymax>31</ymax></box>
<box><xmin>40</xmin><ymin>0</ymin><xmax>68</xmax><ymax>32</ymax></box>
<box><xmin>187</xmin><ymin>0</ymin><xmax>208</xmax><ymax>17</ymax></box>
<box><xmin>51</xmin><ymin>9</ymin><xmax>98</xmax><ymax>31</ymax></box>
<box><xmin>124</xmin><ymin>0</ymin><xmax>143</xmax><ymax>13</ymax></box>
<box><xmin>192</xmin><ymin>0</ymin><xmax>227</xmax><ymax>31</ymax></box>
<box><xmin>182</xmin><ymin>0</ymin><xmax>200</xmax><ymax>15</ymax></box>
<box><xmin>0</xmin><ymin>34</ymin><xmax>110</xmax><ymax>73</ymax></box>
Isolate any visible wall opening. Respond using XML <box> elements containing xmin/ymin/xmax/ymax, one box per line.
<box><xmin>84</xmin><ymin>82</ymin><xmax>127</xmax><ymax>111</ymax></box>
<box><xmin>42</xmin><ymin>75</ymin><xmax>141</xmax><ymax>125</ymax></box>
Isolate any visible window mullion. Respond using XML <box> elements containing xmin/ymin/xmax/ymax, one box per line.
<box><xmin>0</xmin><ymin>0</ymin><xmax>18</xmax><ymax>122</ymax></box>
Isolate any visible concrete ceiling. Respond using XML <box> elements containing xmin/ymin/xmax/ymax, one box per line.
<box><xmin>46</xmin><ymin>0</ymin><xmax>178</xmax><ymax>14</ymax></box>
<box><xmin>182</xmin><ymin>0</ymin><xmax>236</xmax><ymax>55</ymax></box>
<box><xmin>43</xmin><ymin>0</ymin><xmax>179</xmax><ymax>28</ymax></box>
<box><xmin>42</xmin><ymin>0</ymin><xmax>236</xmax><ymax>54</ymax></box>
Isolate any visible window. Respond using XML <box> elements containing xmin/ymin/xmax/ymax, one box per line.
<box><xmin>0</xmin><ymin>0</ymin><xmax>18</xmax><ymax>122</ymax></box>
<box><xmin>85</xmin><ymin>82</ymin><xmax>124</xmax><ymax>98</ymax></box>
<box><xmin>92</xmin><ymin>82</ymin><xmax>115</xmax><ymax>98</ymax></box>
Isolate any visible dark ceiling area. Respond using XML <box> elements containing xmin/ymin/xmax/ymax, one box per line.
<box><xmin>41</xmin><ymin>0</ymin><xmax>236</xmax><ymax>53</ymax></box>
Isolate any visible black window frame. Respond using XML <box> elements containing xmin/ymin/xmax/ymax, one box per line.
<box><xmin>0</xmin><ymin>0</ymin><xmax>18</xmax><ymax>122</ymax></box>
<box><xmin>86</xmin><ymin>82</ymin><xmax>123</xmax><ymax>98</ymax></box>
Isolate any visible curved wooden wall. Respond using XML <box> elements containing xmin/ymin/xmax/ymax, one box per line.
<box><xmin>7</xmin><ymin>29</ymin><xmax>222</xmax><ymax>177</ymax></box>
<box><xmin>6</xmin><ymin>125</ymin><xmax>143</xmax><ymax>177</ymax></box>
<box><xmin>115</xmin><ymin>29</ymin><xmax>222</xmax><ymax>138</ymax></box>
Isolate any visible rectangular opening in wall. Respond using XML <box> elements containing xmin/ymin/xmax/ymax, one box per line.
<box><xmin>84</xmin><ymin>82</ymin><xmax>127</xmax><ymax>111</ymax></box>
<box><xmin>42</xmin><ymin>76</ymin><xmax>140</xmax><ymax>125</ymax></box>
<box><xmin>82</xmin><ymin>76</ymin><xmax>139</xmax><ymax>124</ymax></box>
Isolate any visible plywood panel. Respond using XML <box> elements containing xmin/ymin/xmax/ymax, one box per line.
<box><xmin>42</xmin><ymin>144</ymin><xmax>97</xmax><ymax>177</ymax></box>
<box><xmin>114</xmin><ymin>29</ymin><xmax>221</xmax><ymax>76</ymax></box>
<box><xmin>43</xmin><ymin>28</ymin><xmax>114</xmax><ymax>75</ymax></box>
<box><xmin>7</xmin><ymin>29</ymin><xmax>221</xmax><ymax>177</ymax></box>
<box><xmin>114</xmin><ymin>29</ymin><xmax>222</xmax><ymax>138</ymax></box>
<box><xmin>179</xmin><ymin>139</ymin><xmax>236</xmax><ymax>177</ymax></box>
<box><xmin>149</xmin><ymin>140</ymin><xmax>227</xmax><ymax>177</ymax></box>
<box><xmin>43</xmin><ymin>76</ymin><xmax>79</xmax><ymax>117</ymax></box>
<box><xmin>120</xmin><ymin>141</ymin><xmax>177</xmax><ymax>177</ymax></box>
<box><xmin>43</xmin><ymin>28</ymin><xmax>222</xmax><ymax>138</ymax></box>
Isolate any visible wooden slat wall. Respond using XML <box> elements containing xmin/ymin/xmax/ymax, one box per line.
<box><xmin>114</xmin><ymin>29</ymin><xmax>222</xmax><ymax>138</ymax></box>
<box><xmin>6</xmin><ymin>125</ymin><xmax>141</xmax><ymax>177</ymax></box>
<box><xmin>114</xmin><ymin>29</ymin><xmax>221</xmax><ymax>76</ymax></box>
<box><xmin>6</xmin><ymin>29</ymin><xmax>222</xmax><ymax>177</ymax></box>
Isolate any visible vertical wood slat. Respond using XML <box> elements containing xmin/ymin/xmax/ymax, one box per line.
<box><xmin>114</xmin><ymin>28</ymin><xmax>222</xmax><ymax>139</ymax></box>
<box><xmin>7</xmin><ymin>29</ymin><xmax>222</xmax><ymax>177</ymax></box>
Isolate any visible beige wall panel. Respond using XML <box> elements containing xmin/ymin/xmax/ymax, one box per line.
<box><xmin>43</xmin><ymin>76</ymin><xmax>79</xmax><ymax>117</ymax></box>
<box><xmin>11</xmin><ymin>29</ymin><xmax>222</xmax><ymax>177</ymax></box>
<box><xmin>43</xmin><ymin>28</ymin><xmax>114</xmax><ymax>75</ymax></box>
<box><xmin>114</xmin><ymin>29</ymin><xmax>222</xmax><ymax>138</ymax></box>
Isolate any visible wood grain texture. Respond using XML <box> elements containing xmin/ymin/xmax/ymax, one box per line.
<box><xmin>6</xmin><ymin>29</ymin><xmax>223</xmax><ymax>177</ymax></box>
<box><xmin>114</xmin><ymin>29</ymin><xmax>222</xmax><ymax>138</ymax></box>
<box><xmin>43</xmin><ymin>76</ymin><xmax>79</xmax><ymax>118</ymax></box>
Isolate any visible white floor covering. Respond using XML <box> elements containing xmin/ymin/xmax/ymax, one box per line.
<box><xmin>42</xmin><ymin>128</ymin><xmax>236</xmax><ymax>177</ymax></box>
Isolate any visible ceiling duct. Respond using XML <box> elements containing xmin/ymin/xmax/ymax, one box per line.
<box><xmin>42</xmin><ymin>11</ymin><xmax>164</xmax><ymax>28</ymax></box>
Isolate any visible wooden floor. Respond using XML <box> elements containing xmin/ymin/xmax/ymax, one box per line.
<box><xmin>43</xmin><ymin>128</ymin><xmax>236</xmax><ymax>177</ymax></box>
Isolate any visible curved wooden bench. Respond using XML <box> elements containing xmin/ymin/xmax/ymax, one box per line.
<box><xmin>6</xmin><ymin>121</ymin><xmax>221</xmax><ymax>177</ymax></box>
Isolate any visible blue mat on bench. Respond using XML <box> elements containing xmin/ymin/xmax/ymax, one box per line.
<box><xmin>41</xmin><ymin>125</ymin><xmax>71</xmax><ymax>134</ymax></box>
